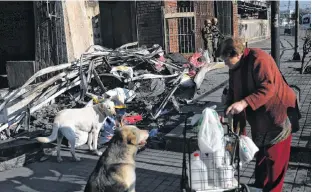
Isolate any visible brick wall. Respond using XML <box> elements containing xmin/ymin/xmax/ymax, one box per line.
<box><xmin>166</xmin><ymin>19</ymin><xmax>179</xmax><ymax>52</ymax></box>
<box><xmin>164</xmin><ymin>1</ymin><xmax>177</xmax><ymax>8</ymax></box>
<box><xmin>136</xmin><ymin>1</ymin><xmax>163</xmax><ymax>47</ymax></box>
<box><xmin>136</xmin><ymin>1</ymin><xmax>180</xmax><ymax>52</ymax></box>
<box><xmin>136</xmin><ymin>1</ymin><xmax>215</xmax><ymax>53</ymax></box>
<box><xmin>164</xmin><ymin>1</ymin><xmax>179</xmax><ymax>53</ymax></box>
<box><xmin>232</xmin><ymin>2</ymin><xmax>239</xmax><ymax>38</ymax></box>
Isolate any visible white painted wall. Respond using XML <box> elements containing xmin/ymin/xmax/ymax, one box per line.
<box><xmin>238</xmin><ymin>19</ymin><xmax>270</xmax><ymax>43</ymax></box>
<box><xmin>62</xmin><ymin>1</ymin><xmax>100</xmax><ymax>62</ymax></box>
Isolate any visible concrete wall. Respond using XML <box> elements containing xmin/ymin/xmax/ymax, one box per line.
<box><xmin>238</xmin><ymin>19</ymin><xmax>270</xmax><ymax>43</ymax></box>
<box><xmin>62</xmin><ymin>1</ymin><xmax>100</xmax><ymax>61</ymax></box>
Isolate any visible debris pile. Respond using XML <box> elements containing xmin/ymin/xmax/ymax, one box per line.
<box><xmin>0</xmin><ymin>42</ymin><xmax>224</xmax><ymax>142</ymax></box>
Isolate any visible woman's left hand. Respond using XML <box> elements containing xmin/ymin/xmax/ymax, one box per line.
<box><xmin>226</xmin><ymin>100</ymin><xmax>248</xmax><ymax>115</ymax></box>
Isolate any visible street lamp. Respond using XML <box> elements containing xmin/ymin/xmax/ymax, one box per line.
<box><xmin>271</xmin><ymin>1</ymin><xmax>280</xmax><ymax>68</ymax></box>
<box><xmin>292</xmin><ymin>0</ymin><xmax>301</xmax><ymax>61</ymax></box>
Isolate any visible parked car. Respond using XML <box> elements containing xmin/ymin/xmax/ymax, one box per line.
<box><xmin>302</xmin><ymin>14</ymin><xmax>311</xmax><ymax>30</ymax></box>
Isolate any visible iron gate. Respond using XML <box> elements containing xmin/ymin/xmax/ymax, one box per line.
<box><xmin>215</xmin><ymin>1</ymin><xmax>233</xmax><ymax>36</ymax></box>
<box><xmin>162</xmin><ymin>4</ymin><xmax>196</xmax><ymax>54</ymax></box>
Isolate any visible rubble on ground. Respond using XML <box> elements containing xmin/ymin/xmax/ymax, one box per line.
<box><xmin>0</xmin><ymin>42</ymin><xmax>224</xmax><ymax>145</ymax></box>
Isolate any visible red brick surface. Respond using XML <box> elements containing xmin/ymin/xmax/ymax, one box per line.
<box><xmin>164</xmin><ymin>1</ymin><xmax>179</xmax><ymax>53</ymax></box>
<box><xmin>232</xmin><ymin>2</ymin><xmax>239</xmax><ymax>38</ymax></box>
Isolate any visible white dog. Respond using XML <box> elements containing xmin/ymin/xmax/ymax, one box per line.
<box><xmin>36</xmin><ymin>99</ymin><xmax>116</xmax><ymax>162</ymax></box>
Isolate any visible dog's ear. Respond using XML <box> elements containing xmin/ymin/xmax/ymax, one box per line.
<box><xmin>127</xmin><ymin>131</ymin><xmax>137</xmax><ymax>145</ymax></box>
<box><xmin>121</xmin><ymin>128</ymin><xmax>137</xmax><ymax>145</ymax></box>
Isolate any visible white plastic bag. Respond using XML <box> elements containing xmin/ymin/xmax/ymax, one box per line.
<box><xmin>197</xmin><ymin>108</ymin><xmax>224</xmax><ymax>153</ymax></box>
<box><xmin>105</xmin><ymin>88</ymin><xmax>136</xmax><ymax>105</ymax></box>
<box><xmin>203</xmin><ymin>50</ymin><xmax>211</xmax><ymax>64</ymax></box>
<box><xmin>194</xmin><ymin>64</ymin><xmax>210</xmax><ymax>89</ymax></box>
<box><xmin>239</xmin><ymin>135</ymin><xmax>259</xmax><ymax>164</ymax></box>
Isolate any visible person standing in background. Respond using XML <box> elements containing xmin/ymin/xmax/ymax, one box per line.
<box><xmin>211</xmin><ymin>18</ymin><xmax>223</xmax><ymax>62</ymax></box>
<box><xmin>202</xmin><ymin>19</ymin><xmax>213</xmax><ymax>60</ymax></box>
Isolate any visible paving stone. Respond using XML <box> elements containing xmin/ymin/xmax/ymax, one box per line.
<box><xmin>304</xmin><ymin>186</ymin><xmax>311</xmax><ymax>192</ymax></box>
<box><xmin>295</xmin><ymin>169</ymin><xmax>308</xmax><ymax>184</ymax></box>
<box><xmin>292</xmin><ymin>184</ymin><xmax>306</xmax><ymax>192</ymax></box>
<box><xmin>283</xmin><ymin>183</ymin><xmax>294</xmax><ymax>192</ymax></box>
<box><xmin>239</xmin><ymin>176</ymin><xmax>251</xmax><ymax>184</ymax></box>
<box><xmin>285</xmin><ymin>168</ymin><xmax>297</xmax><ymax>183</ymax></box>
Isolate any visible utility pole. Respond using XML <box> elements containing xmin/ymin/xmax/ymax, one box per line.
<box><xmin>271</xmin><ymin>1</ymin><xmax>280</xmax><ymax>68</ymax></box>
<box><xmin>293</xmin><ymin>0</ymin><xmax>301</xmax><ymax>60</ymax></box>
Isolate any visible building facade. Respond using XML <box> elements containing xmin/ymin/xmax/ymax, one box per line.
<box><xmin>0</xmin><ymin>1</ymin><xmax>268</xmax><ymax>88</ymax></box>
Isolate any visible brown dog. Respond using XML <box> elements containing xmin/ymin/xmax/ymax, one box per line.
<box><xmin>84</xmin><ymin>125</ymin><xmax>149</xmax><ymax>192</ymax></box>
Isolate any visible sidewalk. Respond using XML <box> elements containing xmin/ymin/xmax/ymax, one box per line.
<box><xmin>0</xmin><ymin>37</ymin><xmax>310</xmax><ymax>192</ymax></box>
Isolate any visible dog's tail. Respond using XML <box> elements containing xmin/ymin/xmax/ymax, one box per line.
<box><xmin>36</xmin><ymin>123</ymin><xmax>59</xmax><ymax>143</ymax></box>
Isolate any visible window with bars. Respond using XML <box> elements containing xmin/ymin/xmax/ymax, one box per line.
<box><xmin>163</xmin><ymin>1</ymin><xmax>196</xmax><ymax>54</ymax></box>
<box><xmin>178</xmin><ymin>17</ymin><xmax>195</xmax><ymax>53</ymax></box>
<box><xmin>177</xmin><ymin>1</ymin><xmax>194</xmax><ymax>13</ymax></box>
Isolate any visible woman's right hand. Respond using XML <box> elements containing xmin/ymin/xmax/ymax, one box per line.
<box><xmin>218</xmin><ymin>114</ymin><xmax>225</xmax><ymax>124</ymax></box>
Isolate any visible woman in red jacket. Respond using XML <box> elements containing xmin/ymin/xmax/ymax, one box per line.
<box><xmin>219</xmin><ymin>37</ymin><xmax>299</xmax><ymax>192</ymax></box>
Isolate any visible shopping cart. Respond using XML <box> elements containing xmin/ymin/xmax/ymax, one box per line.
<box><xmin>180</xmin><ymin>112</ymin><xmax>251</xmax><ymax>192</ymax></box>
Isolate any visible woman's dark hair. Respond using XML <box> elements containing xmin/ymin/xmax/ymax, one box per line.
<box><xmin>219</xmin><ymin>37</ymin><xmax>245</xmax><ymax>58</ymax></box>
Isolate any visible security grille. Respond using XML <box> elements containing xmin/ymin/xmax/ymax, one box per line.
<box><xmin>162</xmin><ymin>2</ymin><xmax>196</xmax><ymax>54</ymax></box>
<box><xmin>178</xmin><ymin>17</ymin><xmax>195</xmax><ymax>53</ymax></box>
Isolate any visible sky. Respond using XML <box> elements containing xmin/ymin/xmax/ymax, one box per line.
<box><xmin>279</xmin><ymin>0</ymin><xmax>311</xmax><ymax>11</ymax></box>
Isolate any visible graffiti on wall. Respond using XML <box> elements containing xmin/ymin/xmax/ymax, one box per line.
<box><xmin>259</xmin><ymin>21</ymin><xmax>268</xmax><ymax>38</ymax></box>
<box><xmin>238</xmin><ymin>20</ymin><xmax>269</xmax><ymax>42</ymax></box>
<box><xmin>238</xmin><ymin>23</ymin><xmax>248</xmax><ymax>40</ymax></box>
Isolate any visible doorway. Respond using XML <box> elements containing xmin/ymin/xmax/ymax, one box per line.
<box><xmin>215</xmin><ymin>1</ymin><xmax>233</xmax><ymax>36</ymax></box>
<box><xmin>99</xmin><ymin>1</ymin><xmax>137</xmax><ymax>49</ymax></box>
<box><xmin>0</xmin><ymin>1</ymin><xmax>35</xmax><ymax>88</ymax></box>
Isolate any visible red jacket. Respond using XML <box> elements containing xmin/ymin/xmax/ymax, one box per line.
<box><xmin>227</xmin><ymin>48</ymin><xmax>297</xmax><ymax>135</ymax></box>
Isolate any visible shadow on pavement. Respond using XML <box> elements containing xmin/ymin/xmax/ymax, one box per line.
<box><xmin>0</xmin><ymin>155</ymin><xmax>97</xmax><ymax>192</ymax></box>
<box><xmin>0</xmin><ymin>148</ymin><xmax>184</xmax><ymax>192</ymax></box>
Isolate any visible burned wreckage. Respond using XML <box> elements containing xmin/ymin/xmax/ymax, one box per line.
<box><xmin>0</xmin><ymin>42</ymin><xmax>224</xmax><ymax>146</ymax></box>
